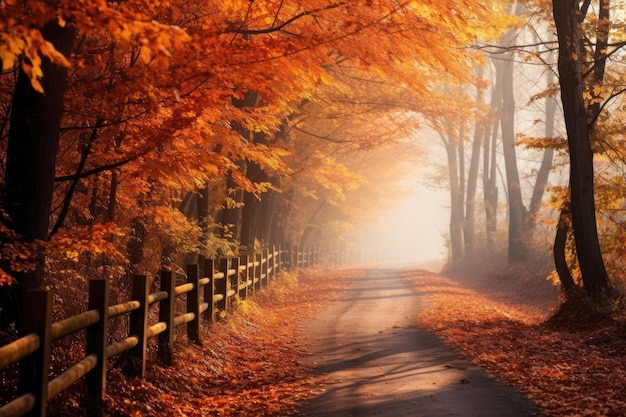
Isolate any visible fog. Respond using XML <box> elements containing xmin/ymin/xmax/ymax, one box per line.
<box><xmin>356</xmin><ymin>179</ymin><xmax>449</xmax><ymax>267</ymax></box>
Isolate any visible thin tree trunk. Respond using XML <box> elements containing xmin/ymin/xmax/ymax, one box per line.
<box><xmin>441</xmin><ymin>132</ymin><xmax>463</xmax><ymax>262</ymax></box>
<box><xmin>464</xmin><ymin>73</ymin><xmax>485</xmax><ymax>257</ymax></box>
<box><xmin>496</xmin><ymin>43</ymin><xmax>527</xmax><ymax>263</ymax></box>
<box><xmin>528</xmin><ymin>67</ymin><xmax>557</xmax><ymax>221</ymax></box>
<box><xmin>458</xmin><ymin>122</ymin><xmax>466</xmax><ymax>223</ymax></box>
<box><xmin>483</xmin><ymin>86</ymin><xmax>499</xmax><ymax>250</ymax></box>
<box><xmin>300</xmin><ymin>201</ymin><xmax>326</xmax><ymax>248</ymax></box>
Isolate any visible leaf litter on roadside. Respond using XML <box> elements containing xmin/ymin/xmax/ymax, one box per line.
<box><xmin>403</xmin><ymin>268</ymin><xmax>626</xmax><ymax>417</ymax></box>
<box><xmin>44</xmin><ymin>268</ymin><xmax>359</xmax><ymax>417</ymax></box>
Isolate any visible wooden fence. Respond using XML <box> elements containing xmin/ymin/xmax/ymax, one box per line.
<box><xmin>0</xmin><ymin>245</ymin><xmax>320</xmax><ymax>417</ymax></box>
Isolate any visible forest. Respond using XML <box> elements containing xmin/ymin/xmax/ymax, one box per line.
<box><xmin>2</xmin><ymin>0</ymin><xmax>626</xmax><ymax>415</ymax></box>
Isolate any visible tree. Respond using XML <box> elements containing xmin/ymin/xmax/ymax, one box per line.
<box><xmin>495</xmin><ymin>23</ymin><xmax>529</xmax><ymax>263</ymax></box>
<box><xmin>551</xmin><ymin>0</ymin><xmax>611</xmax><ymax>297</ymax></box>
<box><xmin>464</xmin><ymin>68</ymin><xmax>487</xmax><ymax>258</ymax></box>
<box><xmin>3</xmin><ymin>21</ymin><xmax>76</xmax><ymax>290</ymax></box>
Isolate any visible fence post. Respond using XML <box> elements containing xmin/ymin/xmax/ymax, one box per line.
<box><xmin>265</xmin><ymin>248</ymin><xmax>271</xmax><ymax>284</ymax></box>
<box><xmin>272</xmin><ymin>245</ymin><xmax>280</xmax><ymax>278</ymax></box>
<box><xmin>127</xmin><ymin>275</ymin><xmax>149</xmax><ymax>378</ymax></box>
<box><xmin>204</xmin><ymin>259</ymin><xmax>216</xmax><ymax>323</ymax></box>
<box><xmin>231</xmin><ymin>257</ymin><xmax>240</xmax><ymax>306</ymax></box>
<box><xmin>21</xmin><ymin>289</ymin><xmax>52</xmax><ymax>417</ymax></box>
<box><xmin>240</xmin><ymin>255</ymin><xmax>250</xmax><ymax>299</ymax></box>
<box><xmin>186</xmin><ymin>264</ymin><xmax>202</xmax><ymax>345</ymax></box>
<box><xmin>217</xmin><ymin>258</ymin><xmax>228</xmax><ymax>313</ymax></box>
<box><xmin>158</xmin><ymin>270</ymin><xmax>175</xmax><ymax>365</ymax></box>
<box><xmin>86</xmin><ymin>279</ymin><xmax>109</xmax><ymax>409</ymax></box>
<box><xmin>269</xmin><ymin>245</ymin><xmax>276</xmax><ymax>282</ymax></box>
<box><xmin>249</xmin><ymin>253</ymin><xmax>256</xmax><ymax>294</ymax></box>
<box><xmin>253</xmin><ymin>252</ymin><xmax>261</xmax><ymax>291</ymax></box>
<box><xmin>294</xmin><ymin>245</ymin><xmax>300</xmax><ymax>267</ymax></box>
<box><xmin>286</xmin><ymin>243</ymin><xmax>292</xmax><ymax>269</ymax></box>
<box><xmin>262</xmin><ymin>248</ymin><xmax>269</xmax><ymax>287</ymax></box>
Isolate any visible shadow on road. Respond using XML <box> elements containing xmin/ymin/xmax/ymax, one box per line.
<box><xmin>296</xmin><ymin>268</ymin><xmax>541</xmax><ymax>417</ymax></box>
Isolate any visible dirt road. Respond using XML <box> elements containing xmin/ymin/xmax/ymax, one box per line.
<box><xmin>296</xmin><ymin>268</ymin><xmax>541</xmax><ymax>417</ymax></box>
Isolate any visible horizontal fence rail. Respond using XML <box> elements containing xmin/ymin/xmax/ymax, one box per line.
<box><xmin>0</xmin><ymin>245</ymin><xmax>323</xmax><ymax>417</ymax></box>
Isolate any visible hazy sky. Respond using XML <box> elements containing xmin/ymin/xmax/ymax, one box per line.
<box><xmin>359</xmin><ymin>180</ymin><xmax>449</xmax><ymax>265</ymax></box>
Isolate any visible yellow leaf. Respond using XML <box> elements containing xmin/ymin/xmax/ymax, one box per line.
<box><xmin>1</xmin><ymin>52</ymin><xmax>15</xmax><ymax>70</ymax></box>
<box><xmin>65</xmin><ymin>250</ymin><xmax>80</xmax><ymax>262</ymax></box>
<box><xmin>140</xmin><ymin>45</ymin><xmax>152</xmax><ymax>63</ymax></box>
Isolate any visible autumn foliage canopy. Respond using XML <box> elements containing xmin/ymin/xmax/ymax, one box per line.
<box><xmin>0</xmin><ymin>0</ymin><xmax>502</xmax><ymax>290</ymax></box>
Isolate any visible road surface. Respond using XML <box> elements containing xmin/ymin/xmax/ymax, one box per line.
<box><xmin>296</xmin><ymin>268</ymin><xmax>541</xmax><ymax>417</ymax></box>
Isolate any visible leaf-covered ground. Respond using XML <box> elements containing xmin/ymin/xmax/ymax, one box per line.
<box><xmin>403</xmin><ymin>266</ymin><xmax>626</xmax><ymax>417</ymax></box>
<box><xmin>44</xmin><ymin>265</ymin><xmax>626</xmax><ymax>416</ymax></box>
<box><xmin>46</xmin><ymin>268</ymin><xmax>360</xmax><ymax>416</ymax></box>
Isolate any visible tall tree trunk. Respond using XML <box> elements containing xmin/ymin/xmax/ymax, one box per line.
<box><xmin>552</xmin><ymin>0</ymin><xmax>610</xmax><ymax>297</ymax></box>
<box><xmin>458</xmin><ymin>122</ymin><xmax>466</xmax><ymax>224</ymax></box>
<box><xmin>441</xmin><ymin>132</ymin><xmax>464</xmax><ymax>262</ymax></box>
<box><xmin>483</xmin><ymin>86</ymin><xmax>499</xmax><ymax>250</ymax></box>
<box><xmin>528</xmin><ymin>66</ymin><xmax>557</xmax><ymax>222</ymax></box>
<box><xmin>587</xmin><ymin>0</ymin><xmax>610</xmax><ymax>129</ymax></box>
<box><xmin>464</xmin><ymin>74</ymin><xmax>485</xmax><ymax>257</ymax></box>
<box><xmin>257</xmin><ymin>183</ymin><xmax>278</xmax><ymax>245</ymax></box>
<box><xmin>220</xmin><ymin>173</ymin><xmax>244</xmax><ymax>244</ymax></box>
<box><xmin>495</xmin><ymin>38</ymin><xmax>527</xmax><ymax>263</ymax></box>
<box><xmin>240</xmin><ymin>132</ymin><xmax>268</xmax><ymax>254</ymax></box>
<box><xmin>270</xmin><ymin>189</ymin><xmax>292</xmax><ymax>245</ymax></box>
<box><xmin>190</xmin><ymin>184</ymin><xmax>210</xmax><ymax>267</ymax></box>
<box><xmin>4</xmin><ymin>21</ymin><xmax>76</xmax><ymax>289</ymax></box>
<box><xmin>300</xmin><ymin>201</ymin><xmax>326</xmax><ymax>248</ymax></box>
<box><xmin>221</xmin><ymin>91</ymin><xmax>259</xmax><ymax>250</ymax></box>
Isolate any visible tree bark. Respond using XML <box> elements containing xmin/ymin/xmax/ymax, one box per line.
<box><xmin>553</xmin><ymin>205</ymin><xmax>576</xmax><ymax>293</ymax></box>
<box><xmin>483</xmin><ymin>82</ymin><xmax>499</xmax><ymax>250</ymax></box>
<box><xmin>464</xmin><ymin>75</ymin><xmax>485</xmax><ymax>257</ymax></box>
<box><xmin>300</xmin><ymin>200</ymin><xmax>326</xmax><ymax>248</ymax></box>
<box><xmin>441</xmin><ymin>132</ymin><xmax>464</xmax><ymax>262</ymax></box>
<box><xmin>552</xmin><ymin>0</ymin><xmax>610</xmax><ymax>297</ymax></box>
<box><xmin>3</xmin><ymin>21</ymin><xmax>76</xmax><ymax>289</ymax></box>
<box><xmin>528</xmin><ymin>66</ymin><xmax>557</xmax><ymax>221</ymax></box>
<box><xmin>257</xmin><ymin>183</ymin><xmax>278</xmax><ymax>244</ymax></box>
<box><xmin>220</xmin><ymin>173</ymin><xmax>244</xmax><ymax>244</ymax></box>
<box><xmin>240</xmin><ymin>132</ymin><xmax>268</xmax><ymax>254</ymax></box>
<box><xmin>495</xmin><ymin>40</ymin><xmax>527</xmax><ymax>263</ymax></box>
